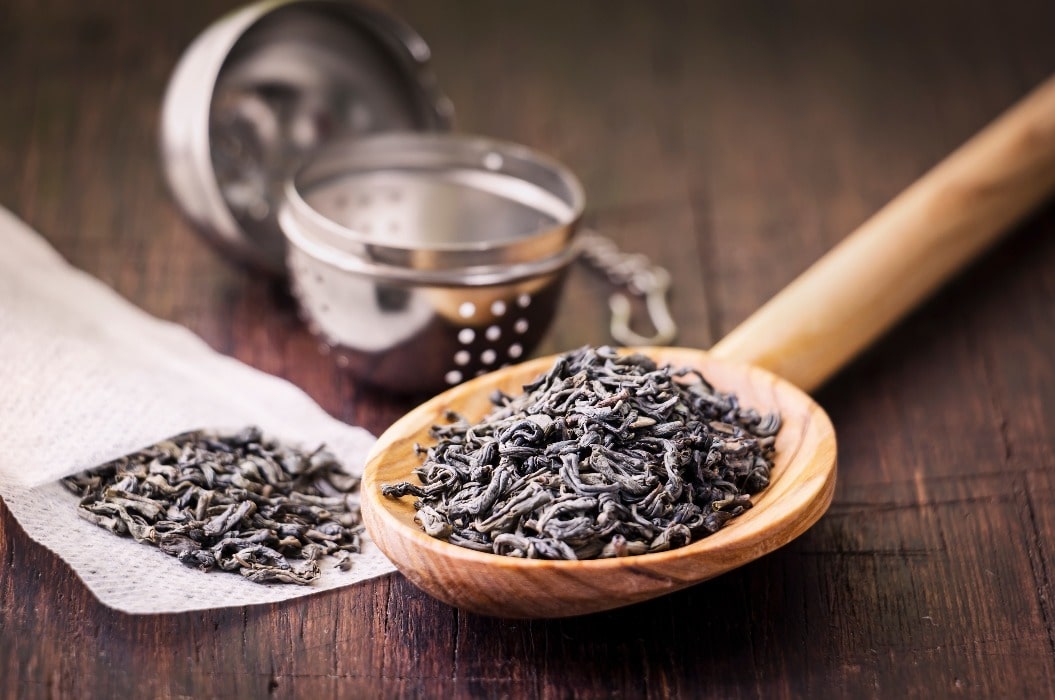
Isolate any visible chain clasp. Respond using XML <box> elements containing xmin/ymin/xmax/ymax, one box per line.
<box><xmin>577</xmin><ymin>231</ymin><xmax>678</xmax><ymax>346</ymax></box>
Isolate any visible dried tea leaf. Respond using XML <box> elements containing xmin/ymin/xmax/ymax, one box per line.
<box><xmin>382</xmin><ymin>346</ymin><xmax>780</xmax><ymax>560</ymax></box>
<box><xmin>62</xmin><ymin>427</ymin><xmax>363</xmax><ymax>585</ymax></box>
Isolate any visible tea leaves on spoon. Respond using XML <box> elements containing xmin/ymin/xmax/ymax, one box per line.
<box><xmin>381</xmin><ymin>346</ymin><xmax>780</xmax><ymax>560</ymax></box>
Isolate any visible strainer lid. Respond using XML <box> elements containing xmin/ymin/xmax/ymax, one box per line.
<box><xmin>161</xmin><ymin>0</ymin><xmax>453</xmax><ymax>274</ymax></box>
<box><xmin>280</xmin><ymin>132</ymin><xmax>585</xmax><ymax>274</ymax></box>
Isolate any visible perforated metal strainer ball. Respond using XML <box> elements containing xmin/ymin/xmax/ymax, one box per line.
<box><xmin>162</xmin><ymin>0</ymin><xmax>676</xmax><ymax>394</ymax></box>
<box><xmin>278</xmin><ymin>132</ymin><xmax>585</xmax><ymax>393</ymax></box>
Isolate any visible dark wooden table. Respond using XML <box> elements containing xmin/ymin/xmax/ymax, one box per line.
<box><xmin>3</xmin><ymin>1</ymin><xmax>1055</xmax><ymax>697</ymax></box>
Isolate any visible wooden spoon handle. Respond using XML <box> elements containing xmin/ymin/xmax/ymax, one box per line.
<box><xmin>710</xmin><ymin>75</ymin><xmax>1055</xmax><ymax>392</ymax></box>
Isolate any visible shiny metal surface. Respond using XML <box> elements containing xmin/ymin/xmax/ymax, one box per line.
<box><xmin>283</xmin><ymin>132</ymin><xmax>584</xmax><ymax>269</ymax></box>
<box><xmin>161</xmin><ymin>0</ymin><xmax>452</xmax><ymax>274</ymax></box>
<box><xmin>279</xmin><ymin>133</ymin><xmax>584</xmax><ymax>393</ymax></box>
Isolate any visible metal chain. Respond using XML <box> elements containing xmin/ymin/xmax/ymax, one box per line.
<box><xmin>576</xmin><ymin>229</ymin><xmax>678</xmax><ymax>346</ymax></box>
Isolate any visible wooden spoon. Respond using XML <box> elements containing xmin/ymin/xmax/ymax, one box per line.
<box><xmin>361</xmin><ymin>75</ymin><xmax>1055</xmax><ymax>618</ymax></box>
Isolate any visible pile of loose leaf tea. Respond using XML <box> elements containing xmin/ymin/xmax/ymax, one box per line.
<box><xmin>382</xmin><ymin>346</ymin><xmax>781</xmax><ymax>560</ymax></box>
<box><xmin>61</xmin><ymin>427</ymin><xmax>363</xmax><ymax>585</ymax></box>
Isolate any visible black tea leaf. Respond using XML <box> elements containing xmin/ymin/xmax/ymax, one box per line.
<box><xmin>61</xmin><ymin>427</ymin><xmax>363</xmax><ymax>585</ymax></box>
<box><xmin>381</xmin><ymin>346</ymin><xmax>781</xmax><ymax>560</ymax></box>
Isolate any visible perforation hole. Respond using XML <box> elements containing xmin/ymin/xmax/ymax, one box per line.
<box><xmin>483</xmin><ymin>152</ymin><xmax>504</xmax><ymax>170</ymax></box>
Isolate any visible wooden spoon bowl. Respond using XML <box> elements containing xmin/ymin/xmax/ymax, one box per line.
<box><xmin>361</xmin><ymin>347</ymin><xmax>837</xmax><ymax>618</ymax></box>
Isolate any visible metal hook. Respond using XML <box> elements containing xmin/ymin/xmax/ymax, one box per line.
<box><xmin>608</xmin><ymin>268</ymin><xmax>678</xmax><ymax>346</ymax></box>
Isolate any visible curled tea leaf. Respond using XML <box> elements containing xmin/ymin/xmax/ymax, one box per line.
<box><xmin>62</xmin><ymin>428</ymin><xmax>363</xmax><ymax>585</ymax></box>
<box><xmin>382</xmin><ymin>346</ymin><xmax>780</xmax><ymax>560</ymax></box>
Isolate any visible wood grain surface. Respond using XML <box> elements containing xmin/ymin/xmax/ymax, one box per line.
<box><xmin>711</xmin><ymin>74</ymin><xmax>1055</xmax><ymax>392</ymax></box>
<box><xmin>2</xmin><ymin>0</ymin><xmax>1054</xmax><ymax>697</ymax></box>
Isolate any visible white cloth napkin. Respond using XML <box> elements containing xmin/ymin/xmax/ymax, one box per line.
<box><xmin>0</xmin><ymin>207</ymin><xmax>397</xmax><ymax>613</ymax></box>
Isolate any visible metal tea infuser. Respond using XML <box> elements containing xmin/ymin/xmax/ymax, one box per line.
<box><xmin>161</xmin><ymin>0</ymin><xmax>675</xmax><ymax>392</ymax></box>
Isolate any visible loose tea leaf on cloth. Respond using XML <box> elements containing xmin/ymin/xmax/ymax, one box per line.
<box><xmin>0</xmin><ymin>207</ymin><xmax>396</xmax><ymax>614</ymax></box>
<box><xmin>63</xmin><ymin>428</ymin><xmax>366</xmax><ymax>586</ymax></box>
